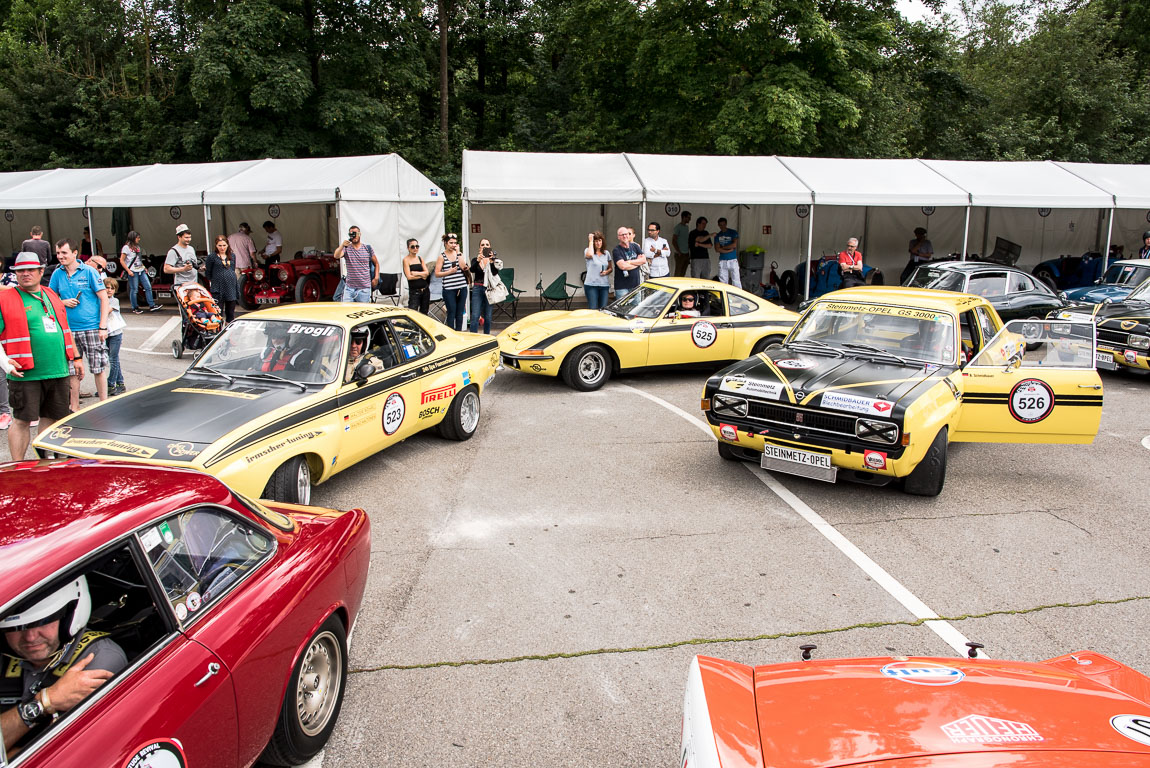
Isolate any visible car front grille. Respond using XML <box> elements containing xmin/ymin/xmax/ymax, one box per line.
<box><xmin>1098</xmin><ymin>329</ymin><xmax>1129</xmax><ymax>346</ymax></box>
<box><xmin>746</xmin><ymin>401</ymin><xmax>856</xmax><ymax>437</ymax></box>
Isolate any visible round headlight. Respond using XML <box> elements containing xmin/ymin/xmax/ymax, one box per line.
<box><xmin>276</xmin><ymin>267</ymin><xmax>290</xmax><ymax>282</ymax></box>
<box><xmin>253</xmin><ymin>268</ymin><xmax>265</xmax><ymax>281</ymax></box>
<box><xmin>146</xmin><ymin>266</ymin><xmax>157</xmax><ymax>279</ymax></box>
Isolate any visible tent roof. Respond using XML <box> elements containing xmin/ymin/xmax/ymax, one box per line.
<box><xmin>921</xmin><ymin>160</ymin><xmax>1112</xmax><ymax>208</ymax></box>
<box><xmin>88</xmin><ymin>160</ymin><xmax>264</xmax><ymax>207</ymax></box>
<box><xmin>1053</xmin><ymin>162</ymin><xmax>1146</xmax><ymax>209</ymax></box>
<box><xmin>0</xmin><ymin>169</ymin><xmax>54</xmax><ymax>201</ymax></box>
<box><xmin>462</xmin><ymin>150</ymin><xmax>642</xmax><ymax>203</ymax></box>
<box><xmin>779</xmin><ymin>157</ymin><xmax>970</xmax><ymax>207</ymax></box>
<box><xmin>0</xmin><ymin>166</ymin><xmax>150</xmax><ymax>210</ymax></box>
<box><xmin>203</xmin><ymin>155</ymin><xmax>444</xmax><ymax>205</ymax></box>
<box><xmin>628</xmin><ymin>154</ymin><xmax>812</xmax><ymax>205</ymax></box>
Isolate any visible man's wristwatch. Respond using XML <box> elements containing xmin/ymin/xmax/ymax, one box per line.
<box><xmin>18</xmin><ymin>697</ymin><xmax>47</xmax><ymax>728</ymax></box>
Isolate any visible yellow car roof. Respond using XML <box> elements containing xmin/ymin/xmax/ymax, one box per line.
<box><xmin>645</xmin><ymin>277</ymin><xmax>763</xmax><ymax>297</ymax></box>
<box><xmin>810</xmin><ymin>286</ymin><xmax>989</xmax><ymax>314</ymax></box>
<box><xmin>238</xmin><ymin>302</ymin><xmax>417</xmax><ymax>328</ymax></box>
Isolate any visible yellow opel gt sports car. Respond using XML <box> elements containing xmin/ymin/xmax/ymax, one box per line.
<box><xmin>703</xmin><ymin>288</ymin><xmax>1103</xmax><ymax>496</ymax></box>
<box><xmin>498</xmin><ymin>278</ymin><xmax>799</xmax><ymax>390</ymax></box>
<box><xmin>34</xmin><ymin>304</ymin><xmax>499</xmax><ymax>504</ymax></box>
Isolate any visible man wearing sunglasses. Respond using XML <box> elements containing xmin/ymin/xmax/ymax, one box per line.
<box><xmin>334</xmin><ymin>226</ymin><xmax>380</xmax><ymax>304</ymax></box>
<box><xmin>643</xmin><ymin>222</ymin><xmax>671</xmax><ymax>279</ymax></box>
<box><xmin>1</xmin><ymin>577</ymin><xmax>126</xmax><ymax>751</ymax></box>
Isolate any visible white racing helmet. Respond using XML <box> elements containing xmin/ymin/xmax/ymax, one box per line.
<box><xmin>0</xmin><ymin>576</ymin><xmax>91</xmax><ymax>643</ymax></box>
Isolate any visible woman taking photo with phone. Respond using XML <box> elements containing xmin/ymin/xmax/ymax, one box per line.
<box><xmin>583</xmin><ymin>231</ymin><xmax>611</xmax><ymax>309</ymax></box>
<box><xmin>435</xmin><ymin>232</ymin><xmax>468</xmax><ymax>330</ymax></box>
<box><xmin>469</xmin><ymin>238</ymin><xmax>499</xmax><ymax>334</ymax></box>
<box><xmin>403</xmin><ymin>238</ymin><xmax>430</xmax><ymax>314</ymax></box>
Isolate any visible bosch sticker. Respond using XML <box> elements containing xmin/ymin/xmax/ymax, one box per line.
<box><xmin>719</xmin><ymin>423</ymin><xmax>738</xmax><ymax>441</ymax></box>
<box><xmin>382</xmin><ymin>392</ymin><xmax>405</xmax><ymax>436</ymax></box>
<box><xmin>863</xmin><ymin>450</ymin><xmax>888</xmax><ymax>470</ymax></box>
<box><xmin>1008</xmin><ymin>379</ymin><xmax>1054</xmax><ymax>423</ymax></box>
<box><xmin>775</xmin><ymin>359</ymin><xmax>815</xmax><ymax>370</ymax></box>
<box><xmin>121</xmin><ymin>738</ymin><xmax>187</xmax><ymax>768</ymax></box>
<box><xmin>691</xmin><ymin>320</ymin><xmax>717</xmax><ymax>348</ymax></box>
<box><xmin>1111</xmin><ymin>714</ymin><xmax>1150</xmax><ymax>746</ymax></box>
<box><xmin>880</xmin><ymin>662</ymin><xmax>963</xmax><ymax>686</ymax></box>
<box><xmin>941</xmin><ymin>714</ymin><xmax>1042</xmax><ymax>744</ymax></box>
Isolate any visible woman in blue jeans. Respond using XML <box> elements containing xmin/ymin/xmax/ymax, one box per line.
<box><xmin>469</xmin><ymin>238</ymin><xmax>497</xmax><ymax>333</ymax></box>
<box><xmin>435</xmin><ymin>233</ymin><xmax>468</xmax><ymax>331</ymax></box>
<box><xmin>583</xmin><ymin>231</ymin><xmax>612</xmax><ymax>309</ymax></box>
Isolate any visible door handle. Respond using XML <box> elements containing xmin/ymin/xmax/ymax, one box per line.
<box><xmin>194</xmin><ymin>662</ymin><xmax>221</xmax><ymax>687</ymax></box>
<box><xmin>1078</xmin><ymin>384</ymin><xmax>1102</xmax><ymax>389</ymax></box>
<box><xmin>718</xmin><ymin>323</ymin><xmax>733</xmax><ymax>328</ymax></box>
<box><xmin>400</xmin><ymin>371</ymin><xmax>417</xmax><ymax>380</ymax></box>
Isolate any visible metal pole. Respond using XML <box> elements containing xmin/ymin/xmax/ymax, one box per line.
<box><xmin>202</xmin><ymin>204</ymin><xmax>211</xmax><ymax>256</ymax></box>
<box><xmin>961</xmin><ymin>205</ymin><xmax>971</xmax><ymax>261</ymax></box>
<box><xmin>1102</xmin><ymin>205</ymin><xmax>1115</xmax><ymax>274</ymax></box>
<box><xmin>85</xmin><ymin>201</ymin><xmax>94</xmax><ymax>260</ymax></box>
<box><xmin>805</xmin><ymin>204</ymin><xmax>815</xmax><ymax>301</ymax></box>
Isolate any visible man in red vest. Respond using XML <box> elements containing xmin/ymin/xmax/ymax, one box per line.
<box><xmin>0</xmin><ymin>252</ymin><xmax>84</xmax><ymax>460</ymax></box>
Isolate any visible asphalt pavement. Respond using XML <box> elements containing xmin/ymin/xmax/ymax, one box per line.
<box><xmin>4</xmin><ymin>310</ymin><xmax>1149</xmax><ymax>768</ymax></box>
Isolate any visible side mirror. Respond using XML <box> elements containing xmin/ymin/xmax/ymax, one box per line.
<box><xmin>670</xmin><ymin>311</ymin><xmax>682</xmax><ymax>321</ymax></box>
<box><xmin>354</xmin><ymin>359</ymin><xmax>376</xmax><ymax>385</ymax></box>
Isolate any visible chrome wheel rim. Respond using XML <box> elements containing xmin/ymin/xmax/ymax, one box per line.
<box><xmin>296</xmin><ymin>459</ymin><xmax>311</xmax><ymax>505</ymax></box>
<box><xmin>460</xmin><ymin>391</ymin><xmax>481</xmax><ymax>434</ymax></box>
<box><xmin>578</xmin><ymin>351</ymin><xmax>606</xmax><ymax>385</ymax></box>
<box><xmin>295</xmin><ymin>630</ymin><xmax>341</xmax><ymax>736</ymax></box>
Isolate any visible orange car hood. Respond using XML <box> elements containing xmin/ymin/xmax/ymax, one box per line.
<box><xmin>753</xmin><ymin>656</ymin><xmax>1150</xmax><ymax>768</ymax></box>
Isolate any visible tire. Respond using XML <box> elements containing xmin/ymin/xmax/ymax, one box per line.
<box><xmin>561</xmin><ymin>344</ymin><xmax>612</xmax><ymax>391</ymax></box>
<box><xmin>717</xmin><ymin>441</ymin><xmax>741</xmax><ymax>461</ymax></box>
<box><xmin>778</xmin><ymin>270</ymin><xmax>797</xmax><ymax>305</ymax></box>
<box><xmin>260</xmin><ymin>615</ymin><xmax>347</xmax><ymax>766</ymax></box>
<box><xmin>751</xmin><ymin>335</ymin><xmax>784</xmax><ymax>356</ymax></box>
<box><xmin>903</xmin><ymin>427</ymin><xmax>948</xmax><ymax>497</ymax></box>
<box><xmin>263</xmin><ymin>455</ymin><xmax>312</xmax><ymax>505</ymax></box>
<box><xmin>1033</xmin><ymin>267</ymin><xmax>1057</xmax><ymax>290</ymax></box>
<box><xmin>171</xmin><ymin>340</ymin><xmax>183</xmax><ymax>359</ymax></box>
<box><xmin>238</xmin><ymin>275</ymin><xmax>258</xmax><ymax>311</ymax></box>
<box><xmin>438</xmin><ymin>385</ymin><xmax>481</xmax><ymax>441</ymax></box>
<box><xmin>295</xmin><ymin>274</ymin><xmax>322</xmax><ymax>303</ymax></box>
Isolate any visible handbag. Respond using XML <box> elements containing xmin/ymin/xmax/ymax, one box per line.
<box><xmin>485</xmin><ymin>259</ymin><xmax>507</xmax><ymax>303</ymax></box>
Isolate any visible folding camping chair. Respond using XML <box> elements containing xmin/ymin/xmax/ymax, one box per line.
<box><xmin>536</xmin><ymin>272</ymin><xmax>580</xmax><ymax>311</ymax></box>
<box><xmin>492</xmin><ymin>268</ymin><xmax>524</xmax><ymax>321</ymax></box>
<box><xmin>373</xmin><ymin>272</ymin><xmax>402</xmax><ymax>305</ymax></box>
<box><xmin>427</xmin><ymin>274</ymin><xmax>447</xmax><ymax>323</ymax></box>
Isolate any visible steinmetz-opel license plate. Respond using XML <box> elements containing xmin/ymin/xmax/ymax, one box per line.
<box><xmin>761</xmin><ymin>443</ymin><xmax>837</xmax><ymax>483</ymax></box>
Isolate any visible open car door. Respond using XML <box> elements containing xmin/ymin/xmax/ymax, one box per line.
<box><xmin>953</xmin><ymin>319</ymin><xmax>1103</xmax><ymax>443</ymax></box>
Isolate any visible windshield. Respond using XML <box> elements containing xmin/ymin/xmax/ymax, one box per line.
<box><xmin>1127</xmin><ymin>278</ymin><xmax>1150</xmax><ymax>301</ymax></box>
<box><xmin>607</xmin><ymin>284</ymin><xmax>673</xmax><ymax>319</ymax></box>
<box><xmin>1102</xmin><ymin>263</ymin><xmax>1150</xmax><ymax>286</ymax></box>
<box><xmin>905</xmin><ymin>267</ymin><xmax>965</xmax><ymax>292</ymax></box>
<box><xmin>192</xmin><ymin>319</ymin><xmax>343</xmax><ymax>385</ymax></box>
<box><xmin>790</xmin><ymin>300</ymin><xmax>957</xmax><ymax>364</ymax></box>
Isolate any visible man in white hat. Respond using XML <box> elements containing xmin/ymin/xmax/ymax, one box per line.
<box><xmin>0</xmin><ymin>252</ymin><xmax>84</xmax><ymax>460</ymax></box>
<box><xmin>163</xmin><ymin>223</ymin><xmax>200</xmax><ymax>287</ymax></box>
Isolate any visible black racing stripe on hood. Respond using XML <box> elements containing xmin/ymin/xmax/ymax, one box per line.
<box><xmin>204</xmin><ymin>339</ymin><xmax>498</xmax><ymax>467</ymax></box>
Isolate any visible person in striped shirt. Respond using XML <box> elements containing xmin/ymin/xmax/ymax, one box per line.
<box><xmin>334</xmin><ymin>226</ymin><xmax>379</xmax><ymax>303</ymax></box>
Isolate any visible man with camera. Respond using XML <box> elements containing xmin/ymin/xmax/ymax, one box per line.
<box><xmin>334</xmin><ymin>226</ymin><xmax>379</xmax><ymax>303</ymax></box>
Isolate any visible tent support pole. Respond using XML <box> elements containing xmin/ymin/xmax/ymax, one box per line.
<box><xmin>861</xmin><ymin>206</ymin><xmax>870</xmax><ymax>258</ymax></box>
<box><xmin>805</xmin><ymin>204</ymin><xmax>815</xmax><ymax>302</ymax></box>
<box><xmin>640</xmin><ymin>201</ymin><xmax>647</xmax><ymax>246</ymax></box>
<box><xmin>203</xmin><ymin>205</ymin><xmax>211</xmax><ymax>255</ymax></box>
<box><xmin>462</xmin><ymin>197</ymin><xmax>470</xmax><ymax>270</ymax></box>
<box><xmin>961</xmin><ymin>206</ymin><xmax>971</xmax><ymax>261</ymax></box>
<box><xmin>85</xmin><ymin>200</ymin><xmax>94</xmax><ymax>258</ymax></box>
<box><xmin>981</xmin><ymin>208</ymin><xmax>990</xmax><ymax>258</ymax></box>
<box><xmin>1102</xmin><ymin>207</ymin><xmax>1114</xmax><ymax>274</ymax></box>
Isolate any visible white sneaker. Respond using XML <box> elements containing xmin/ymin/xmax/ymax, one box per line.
<box><xmin>29</xmin><ymin>419</ymin><xmax>39</xmax><ymax>428</ymax></box>
<box><xmin>0</xmin><ymin>413</ymin><xmax>11</xmax><ymax>430</ymax></box>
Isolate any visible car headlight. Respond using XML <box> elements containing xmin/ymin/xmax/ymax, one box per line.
<box><xmin>712</xmin><ymin>393</ymin><xmax>748</xmax><ymax>418</ymax></box>
<box><xmin>1129</xmin><ymin>335</ymin><xmax>1150</xmax><ymax>350</ymax></box>
<box><xmin>253</xmin><ymin>268</ymin><xmax>265</xmax><ymax>281</ymax></box>
<box><xmin>856</xmin><ymin>419</ymin><xmax>899</xmax><ymax>444</ymax></box>
<box><xmin>276</xmin><ymin>267</ymin><xmax>290</xmax><ymax>282</ymax></box>
<box><xmin>146</xmin><ymin>266</ymin><xmax>157</xmax><ymax>279</ymax></box>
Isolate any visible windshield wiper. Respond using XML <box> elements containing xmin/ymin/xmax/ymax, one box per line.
<box><xmin>237</xmin><ymin>371</ymin><xmax>308</xmax><ymax>392</ymax></box>
<box><xmin>191</xmin><ymin>365</ymin><xmax>235</xmax><ymax>384</ymax></box>
<box><xmin>787</xmin><ymin>339</ymin><xmax>843</xmax><ymax>357</ymax></box>
<box><xmin>841</xmin><ymin>342</ymin><xmax>911</xmax><ymax>366</ymax></box>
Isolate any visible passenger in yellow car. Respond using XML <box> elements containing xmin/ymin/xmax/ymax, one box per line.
<box><xmin>676</xmin><ymin>292</ymin><xmax>701</xmax><ymax>317</ymax></box>
<box><xmin>344</xmin><ymin>328</ymin><xmax>382</xmax><ymax>383</ymax></box>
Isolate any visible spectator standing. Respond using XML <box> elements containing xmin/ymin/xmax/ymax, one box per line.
<box><xmin>50</xmin><ymin>239</ymin><xmax>110</xmax><ymax>408</ymax></box>
<box><xmin>103</xmin><ymin>277</ymin><xmax>126</xmax><ymax>396</ymax></box>
<box><xmin>0</xmin><ymin>253</ymin><xmax>84</xmax><ymax>460</ymax></box>
<box><xmin>436</xmin><ymin>233</ymin><xmax>469</xmax><ymax>331</ymax></box>
<box><xmin>583</xmin><ymin>232</ymin><xmax>612</xmax><ymax>310</ymax></box>
<box><xmin>333</xmin><ymin>226</ymin><xmax>378</xmax><ymax>304</ymax></box>
<box><xmin>403</xmin><ymin>239</ymin><xmax>431</xmax><ymax>314</ymax></box>
<box><xmin>469</xmin><ymin>238</ymin><xmax>499</xmax><ymax>334</ymax></box>
<box><xmin>671</xmin><ymin>210</ymin><xmax>692</xmax><ymax>277</ymax></box>
<box><xmin>1139</xmin><ymin>231</ymin><xmax>1150</xmax><ymax>260</ymax></box>
<box><xmin>612</xmin><ymin>227</ymin><xmax>645</xmax><ymax>300</ymax></box>
<box><xmin>714</xmin><ymin>217</ymin><xmax>741</xmax><ymax>288</ymax></box>
<box><xmin>227</xmin><ymin>222</ymin><xmax>258</xmax><ymax>273</ymax></box>
<box><xmin>119</xmin><ymin>231</ymin><xmax>160</xmax><ymax>314</ymax></box>
<box><xmin>688</xmin><ymin>217</ymin><xmax>713</xmax><ymax>279</ymax></box>
<box><xmin>643</xmin><ymin>222</ymin><xmax>671</xmax><ymax>278</ymax></box>
<box><xmin>79</xmin><ymin>226</ymin><xmax>102</xmax><ymax>259</ymax></box>
<box><xmin>901</xmin><ymin>227</ymin><xmax>934</xmax><ymax>283</ymax></box>
<box><xmin>838</xmin><ymin>237</ymin><xmax>864</xmax><ymax>288</ymax></box>
<box><xmin>262</xmin><ymin>221</ymin><xmax>283</xmax><ymax>263</ymax></box>
<box><xmin>164</xmin><ymin>224</ymin><xmax>201</xmax><ymax>287</ymax></box>
<box><xmin>205</xmin><ymin>235</ymin><xmax>239</xmax><ymax>323</ymax></box>
<box><xmin>20</xmin><ymin>226</ymin><xmax>51</xmax><ymax>266</ymax></box>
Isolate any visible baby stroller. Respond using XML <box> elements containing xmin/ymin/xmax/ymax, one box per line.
<box><xmin>172</xmin><ymin>282</ymin><xmax>223</xmax><ymax>359</ymax></box>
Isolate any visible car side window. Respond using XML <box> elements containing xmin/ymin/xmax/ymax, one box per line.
<box><xmin>959</xmin><ymin>311</ymin><xmax>981</xmax><ymax>361</ymax></box>
<box><xmin>142</xmin><ymin>506</ymin><xmax>274</xmax><ymax>625</ymax></box>
<box><xmin>389</xmin><ymin>317</ymin><xmax>435</xmax><ymax>363</ymax></box>
<box><xmin>974</xmin><ymin>306</ymin><xmax>998</xmax><ymax>345</ymax></box>
<box><xmin>968</xmin><ymin>273</ymin><xmax>1009</xmax><ymax>297</ymax></box>
<box><xmin>728</xmin><ymin>294</ymin><xmax>758</xmax><ymax>316</ymax></box>
<box><xmin>695</xmin><ymin>290</ymin><xmax>726</xmax><ymax>317</ymax></box>
<box><xmin>359</xmin><ymin>321</ymin><xmax>402</xmax><ymax>373</ymax></box>
<box><xmin>1007</xmin><ymin>272</ymin><xmax>1033</xmax><ymax>293</ymax></box>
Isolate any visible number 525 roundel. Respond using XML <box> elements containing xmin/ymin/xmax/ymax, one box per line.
<box><xmin>33</xmin><ymin>304</ymin><xmax>500</xmax><ymax>504</ymax></box>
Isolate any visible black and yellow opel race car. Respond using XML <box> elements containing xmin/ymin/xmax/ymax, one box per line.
<box><xmin>703</xmin><ymin>287</ymin><xmax>1103</xmax><ymax>496</ymax></box>
<box><xmin>1049</xmin><ymin>277</ymin><xmax>1150</xmax><ymax>373</ymax></box>
<box><xmin>34</xmin><ymin>304</ymin><xmax>499</xmax><ymax>503</ymax></box>
<box><xmin>498</xmin><ymin>278</ymin><xmax>798</xmax><ymax>391</ymax></box>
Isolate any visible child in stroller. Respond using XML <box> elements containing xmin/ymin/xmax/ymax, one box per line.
<box><xmin>173</xmin><ymin>282</ymin><xmax>223</xmax><ymax>359</ymax></box>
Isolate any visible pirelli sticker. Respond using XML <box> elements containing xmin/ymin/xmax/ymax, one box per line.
<box><xmin>63</xmin><ymin>438</ymin><xmax>157</xmax><ymax>458</ymax></box>
<box><xmin>821</xmin><ymin>302</ymin><xmax>950</xmax><ymax>322</ymax></box>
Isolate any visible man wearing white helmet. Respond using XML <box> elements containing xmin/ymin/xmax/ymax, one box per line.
<box><xmin>1</xmin><ymin>576</ymin><xmax>126</xmax><ymax>751</ymax></box>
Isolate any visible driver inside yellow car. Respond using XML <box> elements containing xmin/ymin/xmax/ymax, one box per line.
<box><xmin>344</xmin><ymin>329</ymin><xmax>382</xmax><ymax>383</ymax></box>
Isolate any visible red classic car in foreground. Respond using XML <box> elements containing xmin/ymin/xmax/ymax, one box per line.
<box><xmin>0</xmin><ymin>459</ymin><xmax>370</xmax><ymax>767</ymax></box>
<box><xmin>682</xmin><ymin>650</ymin><xmax>1150</xmax><ymax>768</ymax></box>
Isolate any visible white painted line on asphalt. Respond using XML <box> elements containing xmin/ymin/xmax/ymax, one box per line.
<box><xmin>617</xmin><ymin>382</ymin><xmax>986</xmax><ymax>659</ymax></box>
<box><xmin>140</xmin><ymin>316</ymin><xmax>180</xmax><ymax>351</ymax></box>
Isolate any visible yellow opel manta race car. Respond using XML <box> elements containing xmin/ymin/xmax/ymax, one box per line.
<box><xmin>703</xmin><ymin>287</ymin><xmax>1103</xmax><ymax>496</ymax></box>
<box><xmin>34</xmin><ymin>304</ymin><xmax>499</xmax><ymax>504</ymax></box>
<box><xmin>498</xmin><ymin>277</ymin><xmax>799</xmax><ymax>390</ymax></box>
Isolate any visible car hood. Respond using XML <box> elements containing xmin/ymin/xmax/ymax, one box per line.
<box><xmin>1064</xmin><ymin>285</ymin><xmax>1134</xmax><ymax>303</ymax></box>
<box><xmin>36</xmin><ymin>374</ymin><xmax>315</xmax><ymax>463</ymax></box>
<box><xmin>1058</xmin><ymin>300</ymin><xmax>1150</xmax><ymax>326</ymax></box>
<box><xmin>716</xmin><ymin>348</ymin><xmax>954</xmax><ymax>420</ymax></box>
<box><xmin>755</xmin><ymin>657</ymin><xmax>1150</xmax><ymax>768</ymax></box>
<box><xmin>499</xmin><ymin>309</ymin><xmax>636</xmax><ymax>349</ymax></box>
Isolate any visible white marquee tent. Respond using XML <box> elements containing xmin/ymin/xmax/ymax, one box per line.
<box><xmin>0</xmin><ymin>155</ymin><xmax>444</xmax><ymax>276</ymax></box>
